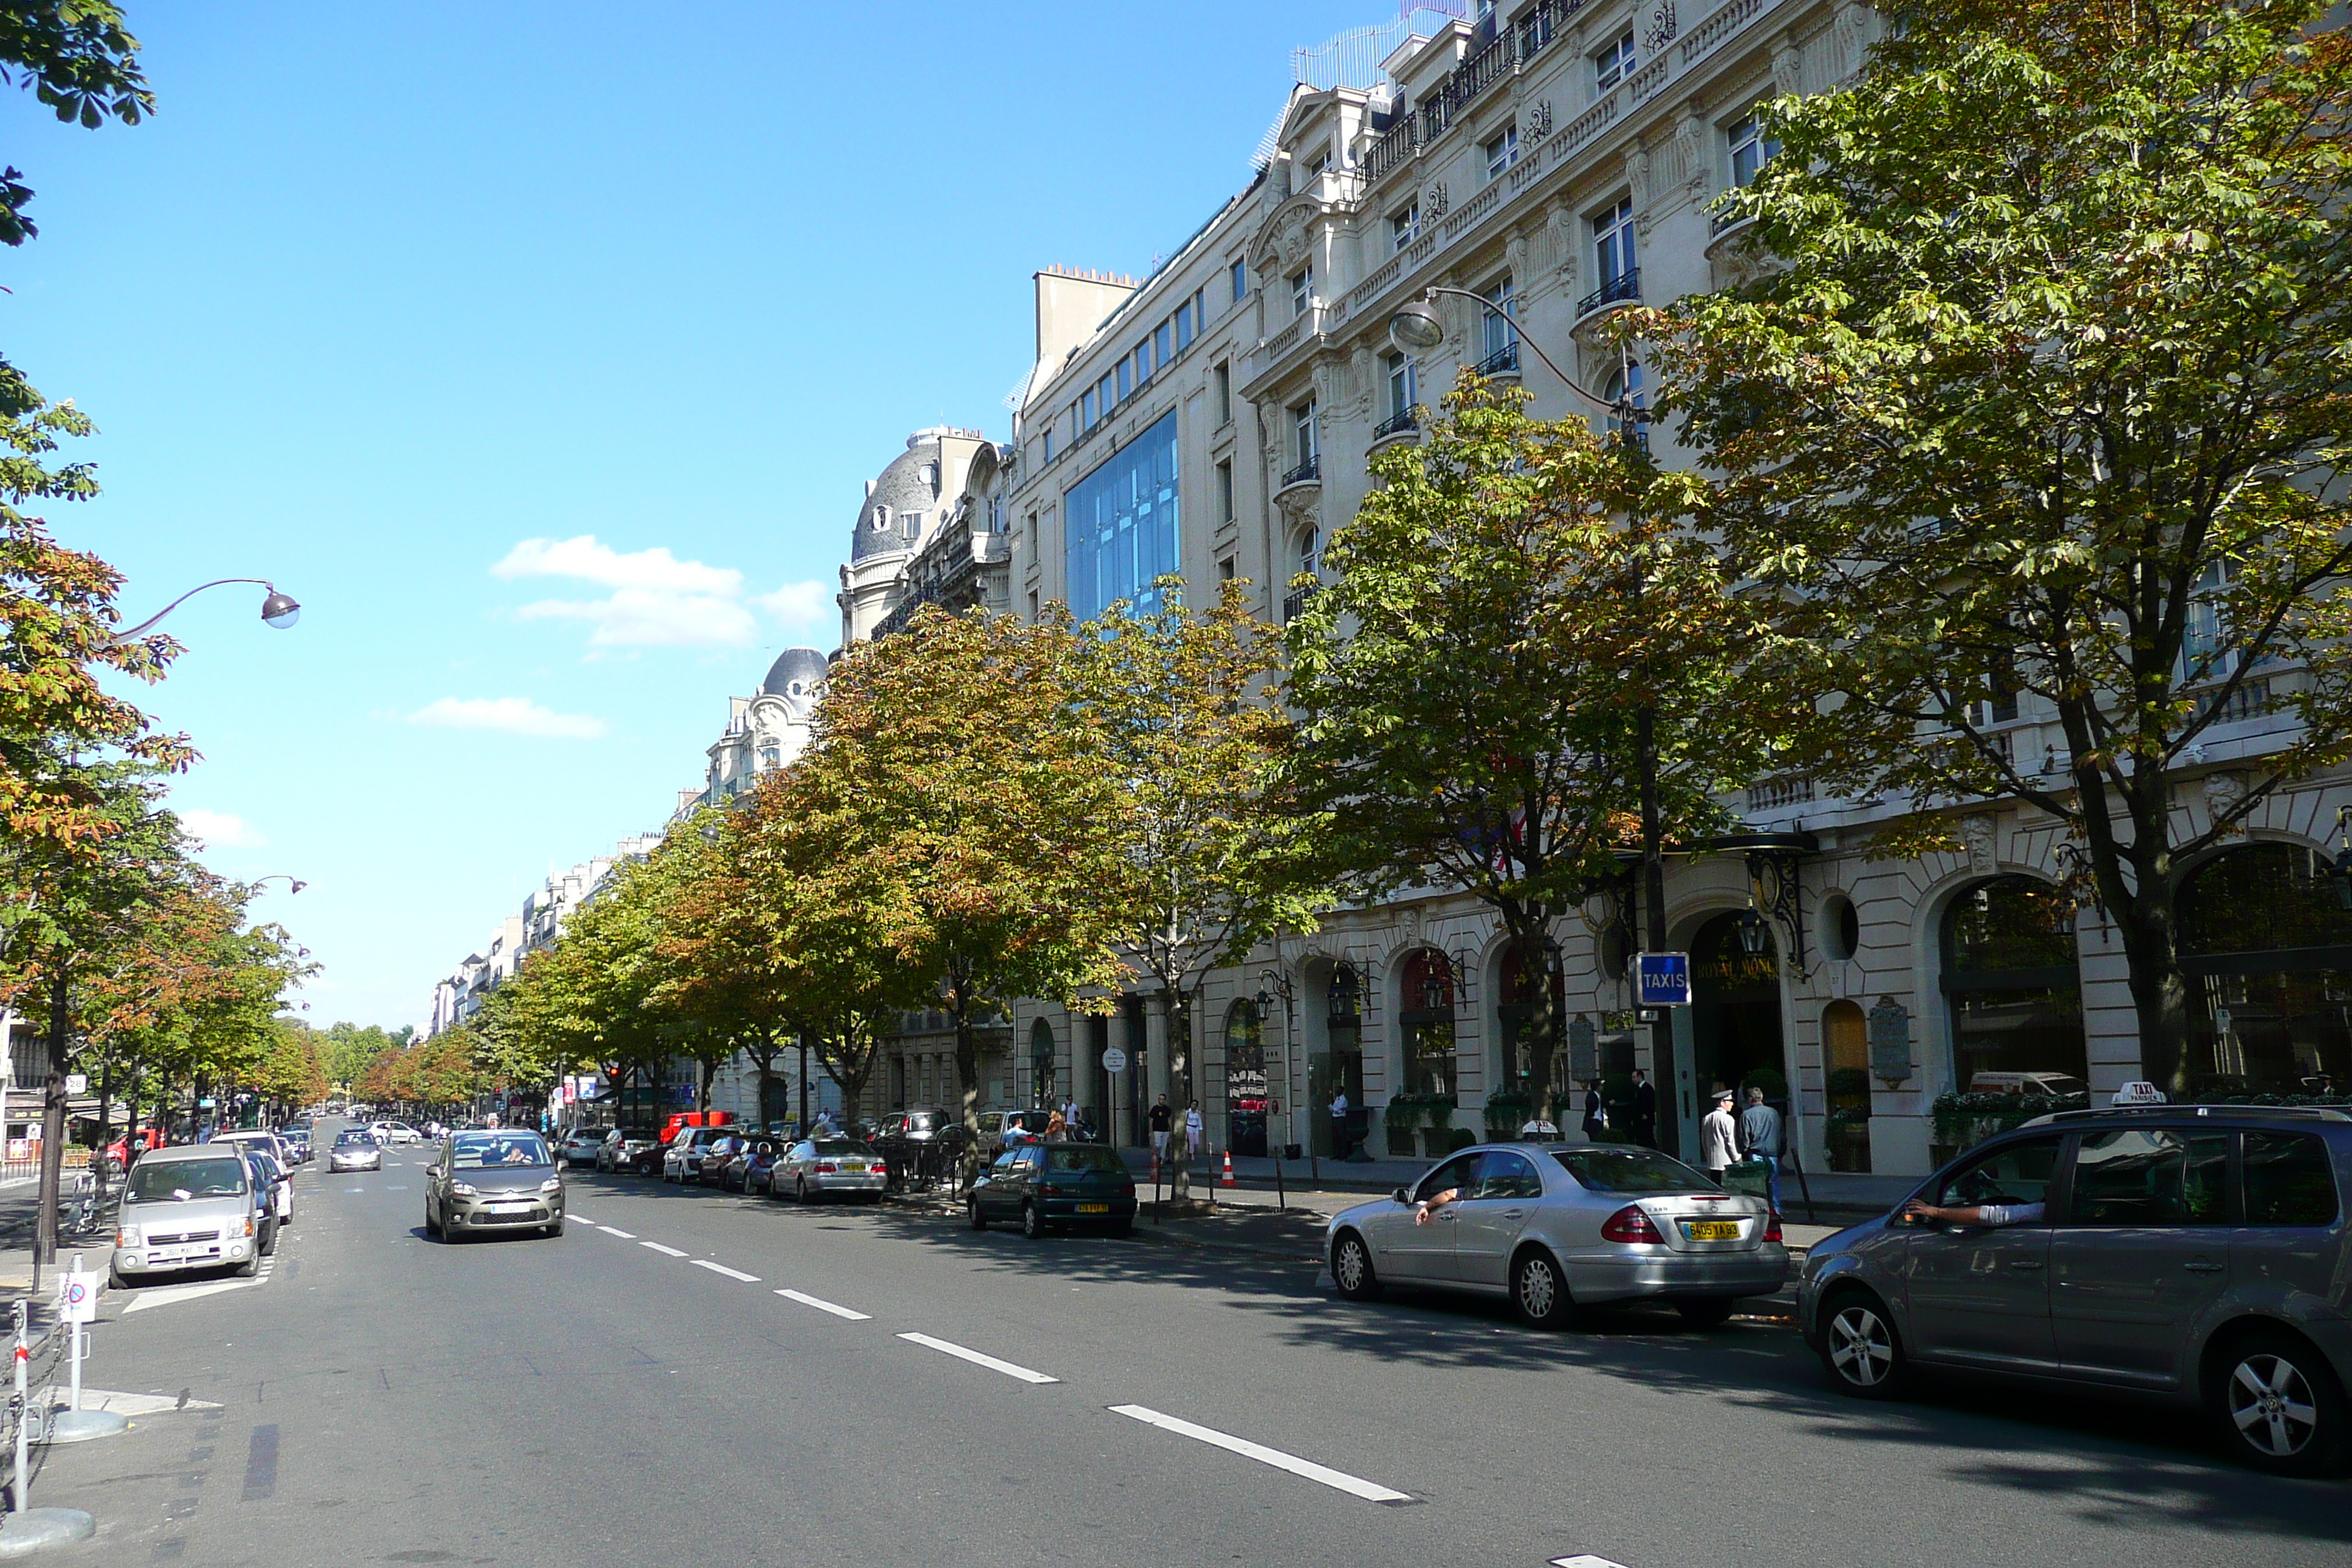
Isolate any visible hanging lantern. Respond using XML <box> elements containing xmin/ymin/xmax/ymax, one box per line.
<box><xmin>1737</xmin><ymin>906</ymin><xmax>1770</xmax><ymax>957</ymax></box>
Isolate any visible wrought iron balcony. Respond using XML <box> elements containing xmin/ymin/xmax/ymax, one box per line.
<box><xmin>1372</xmin><ymin>407</ymin><xmax>1420</xmax><ymax>440</ymax></box>
<box><xmin>1575</xmin><ymin>268</ymin><xmax>1641</xmax><ymax>320</ymax></box>
<box><xmin>1475</xmin><ymin>342</ymin><xmax>1521</xmax><ymax>377</ymax></box>
<box><xmin>1280</xmin><ymin>454</ymin><xmax>1322</xmax><ymax>489</ymax></box>
<box><xmin>1282</xmin><ymin>581</ymin><xmax>1322</xmax><ymax>623</ymax></box>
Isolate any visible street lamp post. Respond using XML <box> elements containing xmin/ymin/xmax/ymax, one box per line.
<box><xmin>1387</xmin><ymin>290</ymin><xmax>1683</xmax><ymax>1153</ymax></box>
<box><xmin>110</xmin><ymin>578</ymin><xmax>301</xmax><ymax>646</ymax></box>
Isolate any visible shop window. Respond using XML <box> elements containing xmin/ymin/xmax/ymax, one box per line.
<box><xmin>2177</xmin><ymin>844</ymin><xmax>2352</xmax><ymax>1096</ymax></box>
<box><xmin>1225</xmin><ymin>999</ymin><xmax>1267</xmax><ymax>1156</ymax></box>
<box><xmin>1940</xmin><ymin>875</ymin><xmax>2087</xmax><ymax>1093</ymax></box>
<box><xmin>1398</xmin><ymin>949</ymin><xmax>1457</xmax><ymax>1103</ymax></box>
<box><xmin>1823</xmin><ymin>1000</ymin><xmax>1871</xmax><ymax>1172</ymax></box>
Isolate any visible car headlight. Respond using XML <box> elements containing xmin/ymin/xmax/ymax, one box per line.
<box><xmin>540</xmin><ymin>1178</ymin><xmax>561</xmax><ymax>1193</ymax></box>
<box><xmin>116</xmin><ymin>1226</ymin><xmax>142</xmax><ymax>1248</ymax></box>
<box><xmin>452</xmin><ymin>1182</ymin><xmax>478</xmax><ymax>1198</ymax></box>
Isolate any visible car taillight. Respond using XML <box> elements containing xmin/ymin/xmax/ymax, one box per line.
<box><xmin>817</xmin><ymin>1162</ymin><xmax>838</xmax><ymax>1173</ymax></box>
<box><xmin>1763</xmin><ymin>1213</ymin><xmax>1783</xmax><ymax>1243</ymax></box>
<box><xmin>1600</xmin><ymin>1205</ymin><xmax>1664</xmax><ymax>1244</ymax></box>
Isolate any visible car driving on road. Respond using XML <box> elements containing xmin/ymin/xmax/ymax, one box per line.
<box><xmin>328</xmin><ymin>1128</ymin><xmax>382</xmax><ymax>1172</ymax></box>
<box><xmin>1799</xmin><ymin>1104</ymin><xmax>2352</xmax><ymax>1477</ymax></box>
<box><xmin>1326</xmin><ymin>1142</ymin><xmax>1787</xmax><ymax>1330</ymax></box>
<box><xmin>423</xmin><ymin>1130</ymin><xmax>565</xmax><ymax>1240</ymax></box>
<box><xmin>111</xmin><ymin>1145</ymin><xmax>261</xmax><ymax>1287</ymax></box>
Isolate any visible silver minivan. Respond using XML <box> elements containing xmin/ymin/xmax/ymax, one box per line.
<box><xmin>111</xmin><ymin>1145</ymin><xmax>261</xmax><ymax>1288</ymax></box>
<box><xmin>1800</xmin><ymin>1106</ymin><xmax>2352</xmax><ymax>1476</ymax></box>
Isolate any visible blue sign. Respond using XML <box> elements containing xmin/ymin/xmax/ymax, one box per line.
<box><xmin>1635</xmin><ymin>952</ymin><xmax>1692</xmax><ymax>1007</ymax></box>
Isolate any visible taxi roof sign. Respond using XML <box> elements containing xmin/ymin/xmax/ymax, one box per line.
<box><xmin>2111</xmin><ymin>1080</ymin><xmax>2169</xmax><ymax>1107</ymax></box>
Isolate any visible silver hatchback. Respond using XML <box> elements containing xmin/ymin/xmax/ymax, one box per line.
<box><xmin>1799</xmin><ymin>1106</ymin><xmax>2352</xmax><ymax>1477</ymax></box>
<box><xmin>1327</xmin><ymin>1142</ymin><xmax>1787</xmax><ymax>1329</ymax></box>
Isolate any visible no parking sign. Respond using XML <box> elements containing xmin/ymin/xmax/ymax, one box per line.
<box><xmin>59</xmin><ymin>1270</ymin><xmax>97</xmax><ymax>1324</ymax></box>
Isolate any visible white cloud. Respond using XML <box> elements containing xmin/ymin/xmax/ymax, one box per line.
<box><xmin>178</xmin><ymin>808</ymin><xmax>265</xmax><ymax>850</ymax></box>
<box><xmin>492</xmin><ymin>533</ymin><xmax>832</xmax><ymax>653</ymax></box>
<box><xmin>753</xmin><ymin>579</ymin><xmax>834</xmax><ymax>641</ymax></box>
<box><xmin>492</xmin><ymin>535</ymin><xmax>742</xmax><ymax>595</ymax></box>
<box><xmin>407</xmin><ymin>697</ymin><xmax>606</xmax><ymax>740</ymax></box>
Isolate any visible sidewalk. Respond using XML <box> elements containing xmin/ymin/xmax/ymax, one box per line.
<box><xmin>0</xmin><ymin>1175</ymin><xmax>117</xmax><ymax>1319</ymax></box>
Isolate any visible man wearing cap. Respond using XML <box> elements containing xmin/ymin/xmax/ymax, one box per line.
<box><xmin>1700</xmin><ymin>1088</ymin><xmax>1741</xmax><ymax>1180</ymax></box>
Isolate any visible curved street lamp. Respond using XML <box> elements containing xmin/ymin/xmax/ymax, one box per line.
<box><xmin>246</xmin><ymin>874</ymin><xmax>308</xmax><ymax>895</ymax></box>
<box><xmin>1386</xmin><ymin>287</ymin><xmax>1643</xmax><ymax>426</ymax></box>
<box><xmin>111</xmin><ymin>578</ymin><xmax>301</xmax><ymax>647</ymax></box>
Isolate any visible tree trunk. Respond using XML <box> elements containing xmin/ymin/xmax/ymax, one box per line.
<box><xmin>1637</xmin><ymin>704</ymin><xmax>1680</xmax><ymax>1156</ymax></box>
<box><xmin>798</xmin><ymin>1036</ymin><xmax>810</xmax><ymax>1134</ymax></box>
<box><xmin>1164</xmin><ymin>992</ymin><xmax>1191</xmax><ymax>1202</ymax></box>
<box><xmin>1507</xmin><ymin>914</ymin><xmax>1558</xmax><ymax>1126</ymax></box>
<box><xmin>34</xmin><ymin>970</ymin><xmax>67</xmax><ymax>1275</ymax></box>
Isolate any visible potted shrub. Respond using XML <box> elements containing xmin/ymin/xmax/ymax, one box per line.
<box><xmin>1422</xmin><ymin>1094</ymin><xmax>1459</xmax><ymax>1158</ymax></box>
<box><xmin>1384</xmin><ymin>1093</ymin><xmax>1425</xmax><ymax>1157</ymax></box>
<box><xmin>1482</xmin><ymin>1090</ymin><xmax>1533</xmax><ymax>1140</ymax></box>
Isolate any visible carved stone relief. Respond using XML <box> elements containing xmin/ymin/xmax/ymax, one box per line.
<box><xmin>1961</xmin><ymin>815</ymin><xmax>1998</xmax><ymax>876</ymax></box>
<box><xmin>2201</xmin><ymin>771</ymin><xmax>2247</xmax><ymax>833</ymax></box>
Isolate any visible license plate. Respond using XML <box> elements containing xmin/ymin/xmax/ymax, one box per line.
<box><xmin>1682</xmin><ymin>1219</ymin><xmax>1740</xmax><ymax>1241</ymax></box>
<box><xmin>1077</xmin><ymin>1203</ymin><xmax>1109</xmax><ymax>1214</ymax></box>
<box><xmin>841</xmin><ymin>1161</ymin><xmax>867</xmax><ymax>1172</ymax></box>
<box><xmin>484</xmin><ymin>1203</ymin><xmax>532</xmax><ymax>1215</ymax></box>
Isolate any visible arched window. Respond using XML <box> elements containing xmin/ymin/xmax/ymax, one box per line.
<box><xmin>2177</xmin><ymin>844</ymin><xmax>2352</xmax><ymax>1095</ymax></box>
<box><xmin>1028</xmin><ymin>1018</ymin><xmax>1056</xmax><ymax>1107</ymax></box>
<box><xmin>1496</xmin><ymin>942</ymin><xmax>1565</xmax><ymax>1097</ymax></box>
<box><xmin>1224</xmin><ymin>999</ymin><xmax>1265</xmax><ymax>1104</ymax></box>
<box><xmin>1398</xmin><ymin>949</ymin><xmax>1456</xmax><ymax>1106</ymax></box>
<box><xmin>1603</xmin><ymin>359</ymin><xmax>1646</xmax><ymax>443</ymax></box>
<box><xmin>1822</xmin><ymin>999</ymin><xmax>1871</xmax><ymax>1172</ymax></box>
<box><xmin>1297</xmin><ymin>524</ymin><xmax>1322</xmax><ymax>580</ymax></box>
<box><xmin>1940</xmin><ymin>875</ymin><xmax>2085</xmax><ymax>1093</ymax></box>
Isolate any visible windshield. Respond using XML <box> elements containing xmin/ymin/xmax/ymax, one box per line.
<box><xmin>127</xmin><ymin>1158</ymin><xmax>247</xmax><ymax>1202</ymax></box>
<box><xmin>1551</xmin><ymin>1146</ymin><xmax>1719</xmax><ymax>1195</ymax></box>
<box><xmin>811</xmin><ymin>1140</ymin><xmax>864</xmax><ymax>1156</ymax></box>
<box><xmin>335</xmin><ymin>1131</ymin><xmax>375</xmax><ymax>1146</ymax></box>
<box><xmin>450</xmin><ymin>1134</ymin><xmax>551</xmax><ymax>1169</ymax></box>
<box><xmin>617</xmin><ymin>1128</ymin><xmax>653</xmax><ymax>1140</ymax></box>
<box><xmin>1045</xmin><ymin>1147</ymin><xmax>1126</xmax><ymax>1173</ymax></box>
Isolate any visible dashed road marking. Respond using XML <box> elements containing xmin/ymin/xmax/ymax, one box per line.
<box><xmin>597</xmin><ymin>1226</ymin><xmax>635</xmax><ymax>1239</ymax></box>
<box><xmin>777</xmin><ymin>1289</ymin><xmax>870</xmax><ymax>1321</ymax></box>
<box><xmin>690</xmin><ymin>1260</ymin><xmax>761</xmax><ymax>1283</ymax></box>
<box><xmin>899</xmin><ymin>1332</ymin><xmax>1057</xmax><ymax>1384</ymax></box>
<box><xmin>1109</xmin><ymin>1405</ymin><xmax>1412</xmax><ymax>1504</ymax></box>
<box><xmin>641</xmin><ymin>1242</ymin><xmax>687</xmax><ymax>1258</ymax></box>
<box><xmin>1552</xmin><ymin>1558</ymin><xmax>1632</xmax><ymax>1567</ymax></box>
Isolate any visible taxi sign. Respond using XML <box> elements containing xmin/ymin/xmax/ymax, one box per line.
<box><xmin>2111</xmin><ymin>1080</ymin><xmax>2168</xmax><ymax>1107</ymax></box>
<box><xmin>1635</xmin><ymin>952</ymin><xmax>1692</xmax><ymax>1008</ymax></box>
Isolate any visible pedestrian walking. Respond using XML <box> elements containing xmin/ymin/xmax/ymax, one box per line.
<box><xmin>1629</xmin><ymin>1069</ymin><xmax>1657</xmax><ymax>1149</ymax></box>
<box><xmin>1184</xmin><ymin>1103</ymin><xmax>1204</xmax><ymax>1158</ymax></box>
<box><xmin>1739</xmin><ymin>1086</ymin><xmax>1784</xmax><ymax>1213</ymax></box>
<box><xmin>1700</xmin><ymin>1089</ymin><xmax>1739</xmax><ymax>1179</ymax></box>
<box><xmin>1581</xmin><ymin>1079</ymin><xmax>1607</xmax><ymax>1142</ymax></box>
<box><xmin>1148</xmin><ymin>1094</ymin><xmax>1173</xmax><ymax>1164</ymax></box>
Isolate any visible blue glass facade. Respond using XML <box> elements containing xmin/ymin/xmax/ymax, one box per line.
<box><xmin>1066</xmin><ymin>411</ymin><xmax>1180</xmax><ymax>620</ymax></box>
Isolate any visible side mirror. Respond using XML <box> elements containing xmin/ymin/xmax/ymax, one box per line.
<box><xmin>1392</xmin><ymin>1186</ymin><xmax>1413</xmax><ymax>1205</ymax></box>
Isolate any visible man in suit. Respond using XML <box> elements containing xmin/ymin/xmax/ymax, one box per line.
<box><xmin>1630</xmin><ymin>1068</ymin><xmax>1659</xmax><ymax>1149</ymax></box>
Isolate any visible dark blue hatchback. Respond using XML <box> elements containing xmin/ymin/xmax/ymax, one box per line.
<box><xmin>969</xmin><ymin>1144</ymin><xmax>1138</xmax><ymax>1239</ymax></box>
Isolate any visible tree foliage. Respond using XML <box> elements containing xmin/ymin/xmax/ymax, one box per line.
<box><xmin>1640</xmin><ymin>0</ymin><xmax>2352</xmax><ymax>1088</ymax></box>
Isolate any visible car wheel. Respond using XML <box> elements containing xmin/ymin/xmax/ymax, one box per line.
<box><xmin>969</xmin><ymin>1198</ymin><xmax>988</xmax><ymax>1231</ymax></box>
<box><xmin>796</xmin><ymin>1176</ymin><xmax>810</xmax><ymax>1204</ymax></box>
<box><xmin>2211</xmin><ymin>1327</ymin><xmax>2351</xmax><ymax>1477</ymax></box>
<box><xmin>1021</xmin><ymin>1201</ymin><xmax>1045</xmax><ymax>1240</ymax></box>
<box><xmin>258</xmin><ymin>1221</ymin><xmax>277</xmax><ymax>1257</ymax></box>
<box><xmin>233</xmin><ymin>1256</ymin><xmax>259</xmax><ymax>1278</ymax></box>
<box><xmin>1331</xmin><ymin>1230</ymin><xmax>1380</xmax><ymax>1301</ymax></box>
<box><xmin>108</xmin><ymin>1263</ymin><xmax>132</xmax><ymax>1292</ymax></box>
<box><xmin>1819</xmin><ymin>1288</ymin><xmax>1908</xmax><ymax>1398</ymax></box>
<box><xmin>1512</xmin><ymin>1248</ymin><xmax>1573</xmax><ymax>1329</ymax></box>
<box><xmin>541</xmin><ymin>1219</ymin><xmax>565</xmax><ymax>1239</ymax></box>
<box><xmin>425</xmin><ymin>1204</ymin><xmax>441</xmax><ymax>1238</ymax></box>
<box><xmin>1676</xmin><ymin>1297</ymin><xmax>1738</xmax><ymax>1330</ymax></box>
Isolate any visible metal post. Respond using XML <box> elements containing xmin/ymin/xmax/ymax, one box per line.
<box><xmin>66</xmin><ymin>1256</ymin><xmax>79</xmax><ymax>1416</ymax></box>
<box><xmin>11</xmin><ymin>1301</ymin><xmax>26</xmax><ymax>1512</ymax></box>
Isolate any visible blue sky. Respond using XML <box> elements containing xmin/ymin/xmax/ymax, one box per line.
<box><xmin>3</xmin><ymin>0</ymin><xmax>1371</xmax><ymax>1030</ymax></box>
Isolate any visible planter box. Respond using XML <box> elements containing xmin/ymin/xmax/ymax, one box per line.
<box><xmin>1389</xmin><ymin>1125</ymin><xmax>1420</xmax><ymax>1157</ymax></box>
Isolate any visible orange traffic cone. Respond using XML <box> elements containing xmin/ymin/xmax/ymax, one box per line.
<box><xmin>1221</xmin><ymin>1149</ymin><xmax>1239</xmax><ymax>1188</ymax></box>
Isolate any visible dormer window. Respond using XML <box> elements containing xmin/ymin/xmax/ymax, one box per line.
<box><xmin>870</xmin><ymin>505</ymin><xmax>888</xmax><ymax>530</ymax></box>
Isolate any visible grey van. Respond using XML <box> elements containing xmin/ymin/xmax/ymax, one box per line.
<box><xmin>110</xmin><ymin>1145</ymin><xmax>260</xmax><ymax>1288</ymax></box>
<box><xmin>1798</xmin><ymin>1105</ymin><xmax>2352</xmax><ymax>1476</ymax></box>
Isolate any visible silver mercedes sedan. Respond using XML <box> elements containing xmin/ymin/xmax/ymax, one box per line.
<box><xmin>328</xmin><ymin>1128</ymin><xmax>382</xmax><ymax>1172</ymax></box>
<box><xmin>1327</xmin><ymin>1141</ymin><xmax>1788</xmax><ymax>1329</ymax></box>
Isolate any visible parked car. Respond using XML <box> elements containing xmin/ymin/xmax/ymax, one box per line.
<box><xmin>212</xmin><ymin>1128</ymin><xmax>293</xmax><ymax>1169</ymax></box>
<box><xmin>423</xmin><ymin>1130</ymin><xmax>565</xmax><ymax>1241</ymax></box>
<box><xmin>328</xmin><ymin>1129</ymin><xmax>382</xmax><ymax>1172</ymax></box>
<box><xmin>231</xmin><ymin>1149</ymin><xmax>284</xmax><ymax>1257</ymax></box>
<box><xmin>110</xmin><ymin>1145</ymin><xmax>263</xmax><ymax>1288</ymax></box>
<box><xmin>872</xmin><ymin>1108</ymin><xmax>946</xmax><ymax>1168</ymax></box>
<box><xmin>1801</xmin><ymin>1104</ymin><xmax>2352</xmax><ymax>1477</ymax></box>
<box><xmin>555</xmin><ymin>1127</ymin><xmax>607</xmax><ymax>1169</ymax></box>
<box><xmin>1966</xmin><ymin>1071</ymin><xmax>2089</xmax><ymax>1098</ymax></box>
<box><xmin>976</xmin><ymin>1109</ymin><xmax>1049</xmax><ymax>1149</ymax></box>
<box><xmin>280</xmin><ymin>1128</ymin><xmax>312</xmax><ymax>1164</ymax></box>
<box><xmin>1326</xmin><ymin>1142</ymin><xmax>1786</xmax><ymax>1330</ymax></box>
<box><xmin>707</xmin><ymin>1136</ymin><xmax>782</xmax><ymax>1194</ymax></box>
<box><xmin>597</xmin><ymin>1127</ymin><xmax>661</xmax><ymax>1175</ymax></box>
<box><xmin>695</xmin><ymin>1134</ymin><xmax>750</xmax><ymax>1188</ymax></box>
<box><xmin>774</xmin><ymin>1138</ymin><xmax>889</xmax><ymax>1202</ymax></box>
<box><xmin>968</xmin><ymin>1142</ymin><xmax>1137</xmax><ymax>1237</ymax></box>
<box><xmin>661</xmin><ymin>1125</ymin><xmax>739</xmax><ymax>1183</ymax></box>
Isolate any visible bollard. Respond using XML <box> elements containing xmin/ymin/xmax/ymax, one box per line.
<box><xmin>0</xmin><ymin>1300</ymin><xmax>95</xmax><ymax>1554</ymax></box>
<box><xmin>39</xmin><ymin>1256</ymin><xmax>124</xmax><ymax>1445</ymax></box>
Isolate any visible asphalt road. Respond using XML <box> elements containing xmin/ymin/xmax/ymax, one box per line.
<box><xmin>36</xmin><ymin>1130</ymin><xmax>2350</xmax><ymax>1568</ymax></box>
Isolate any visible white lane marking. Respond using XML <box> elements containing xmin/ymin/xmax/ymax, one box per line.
<box><xmin>1552</xmin><ymin>1558</ymin><xmax>1632</xmax><ymax>1568</ymax></box>
<box><xmin>691</xmin><ymin>1259</ymin><xmax>761</xmax><ymax>1283</ymax></box>
<box><xmin>570</xmin><ymin>1216</ymin><xmax>595</xmax><ymax>1226</ymax></box>
<box><xmin>122</xmin><ymin>1281</ymin><xmax>255</xmax><ymax>1313</ymax></box>
<box><xmin>597</xmin><ymin>1226</ymin><xmax>636</xmax><ymax>1239</ymax></box>
<box><xmin>898</xmin><ymin>1332</ymin><xmax>1057</xmax><ymax>1384</ymax></box>
<box><xmin>343</xmin><ymin>1188</ymin><xmax>363</xmax><ymax>1194</ymax></box>
<box><xmin>1109</xmin><ymin>1405</ymin><xmax>1412</xmax><ymax>1504</ymax></box>
<box><xmin>777</xmin><ymin>1289</ymin><xmax>870</xmax><ymax>1320</ymax></box>
<box><xmin>641</xmin><ymin>1242</ymin><xmax>688</xmax><ymax>1257</ymax></box>
<box><xmin>385</xmin><ymin>1186</ymin><xmax>409</xmax><ymax>1191</ymax></box>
